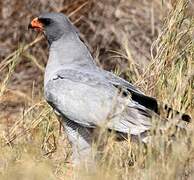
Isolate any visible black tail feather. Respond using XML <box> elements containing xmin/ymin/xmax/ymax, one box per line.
<box><xmin>162</xmin><ymin>104</ymin><xmax>191</xmax><ymax>123</ymax></box>
<box><xmin>129</xmin><ymin>90</ymin><xmax>191</xmax><ymax>123</ymax></box>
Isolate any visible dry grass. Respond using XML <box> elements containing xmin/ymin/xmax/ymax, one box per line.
<box><xmin>0</xmin><ymin>0</ymin><xmax>194</xmax><ymax>179</ymax></box>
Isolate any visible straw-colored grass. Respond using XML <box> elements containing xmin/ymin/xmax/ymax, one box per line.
<box><xmin>0</xmin><ymin>0</ymin><xmax>193</xmax><ymax>179</ymax></box>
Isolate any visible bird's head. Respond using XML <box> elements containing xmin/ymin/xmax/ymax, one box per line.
<box><xmin>28</xmin><ymin>12</ymin><xmax>77</xmax><ymax>44</ymax></box>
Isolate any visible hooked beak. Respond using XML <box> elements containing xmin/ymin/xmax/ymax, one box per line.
<box><xmin>28</xmin><ymin>17</ymin><xmax>44</xmax><ymax>31</ymax></box>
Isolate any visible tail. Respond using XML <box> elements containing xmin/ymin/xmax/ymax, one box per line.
<box><xmin>158</xmin><ymin>102</ymin><xmax>191</xmax><ymax>123</ymax></box>
<box><xmin>129</xmin><ymin>91</ymin><xmax>191</xmax><ymax>123</ymax></box>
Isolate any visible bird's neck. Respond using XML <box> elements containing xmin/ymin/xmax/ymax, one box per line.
<box><xmin>44</xmin><ymin>33</ymin><xmax>97</xmax><ymax>85</ymax></box>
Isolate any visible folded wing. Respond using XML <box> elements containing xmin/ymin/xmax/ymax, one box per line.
<box><xmin>45</xmin><ymin>69</ymin><xmax>155</xmax><ymax>136</ymax></box>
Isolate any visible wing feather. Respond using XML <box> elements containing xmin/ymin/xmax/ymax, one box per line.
<box><xmin>45</xmin><ymin>69</ymin><xmax>154</xmax><ymax>135</ymax></box>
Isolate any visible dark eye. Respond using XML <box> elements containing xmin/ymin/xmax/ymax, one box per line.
<box><xmin>38</xmin><ymin>18</ymin><xmax>52</xmax><ymax>26</ymax></box>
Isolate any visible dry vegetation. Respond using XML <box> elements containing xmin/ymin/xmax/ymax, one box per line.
<box><xmin>0</xmin><ymin>0</ymin><xmax>194</xmax><ymax>179</ymax></box>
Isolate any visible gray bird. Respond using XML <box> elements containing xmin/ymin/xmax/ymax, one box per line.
<box><xmin>29</xmin><ymin>12</ymin><xmax>191</xmax><ymax>165</ymax></box>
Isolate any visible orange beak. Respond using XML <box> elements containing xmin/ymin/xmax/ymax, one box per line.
<box><xmin>28</xmin><ymin>17</ymin><xmax>43</xmax><ymax>31</ymax></box>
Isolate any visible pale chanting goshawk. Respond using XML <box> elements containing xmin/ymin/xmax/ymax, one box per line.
<box><xmin>29</xmin><ymin>12</ymin><xmax>191</xmax><ymax>165</ymax></box>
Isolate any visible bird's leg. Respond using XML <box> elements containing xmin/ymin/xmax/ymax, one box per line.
<box><xmin>61</xmin><ymin>118</ymin><xmax>95</xmax><ymax>168</ymax></box>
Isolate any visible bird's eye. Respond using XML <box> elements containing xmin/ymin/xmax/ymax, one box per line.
<box><xmin>39</xmin><ymin>18</ymin><xmax>52</xmax><ymax>26</ymax></box>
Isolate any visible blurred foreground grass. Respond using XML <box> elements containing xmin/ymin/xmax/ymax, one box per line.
<box><xmin>0</xmin><ymin>0</ymin><xmax>194</xmax><ymax>179</ymax></box>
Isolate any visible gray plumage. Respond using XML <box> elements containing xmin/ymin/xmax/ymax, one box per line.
<box><xmin>29</xmin><ymin>12</ymin><xmax>190</xmax><ymax>165</ymax></box>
